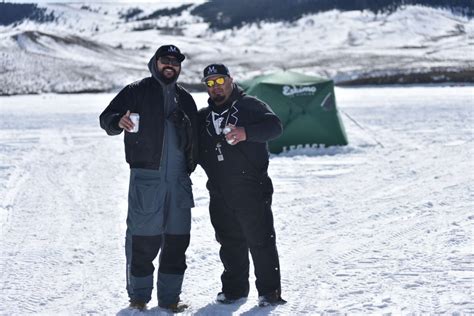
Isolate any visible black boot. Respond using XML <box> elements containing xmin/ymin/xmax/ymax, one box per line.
<box><xmin>258</xmin><ymin>289</ymin><xmax>287</xmax><ymax>307</ymax></box>
<box><xmin>216</xmin><ymin>292</ymin><xmax>248</xmax><ymax>304</ymax></box>
<box><xmin>129</xmin><ymin>300</ymin><xmax>147</xmax><ymax>311</ymax></box>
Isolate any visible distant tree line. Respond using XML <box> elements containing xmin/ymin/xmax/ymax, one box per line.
<box><xmin>119</xmin><ymin>7</ymin><xmax>143</xmax><ymax>22</ymax></box>
<box><xmin>135</xmin><ymin>4</ymin><xmax>193</xmax><ymax>21</ymax></box>
<box><xmin>0</xmin><ymin>3</ymin><xmax>55</xmax><ymax>26</ymax></box>
<box><xmin>1</xmin><ymin>1</ymin><xmax>471</xmax><ymax>28</ymax></box>
<box><xmin>191</xmin><ymin>0</ymin><xmax>474</xmax><ymax>30</ymax></box>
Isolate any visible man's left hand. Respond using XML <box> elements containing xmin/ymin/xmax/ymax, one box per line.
<box><xmin>225</xmin><ymin>124</ymin><xmax>246</xmax><ymax>145</ymax></box>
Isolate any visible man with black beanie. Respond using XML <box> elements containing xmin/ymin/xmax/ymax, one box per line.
<box><xmin>99</xmin><ymin>45</ymin><xmax>198</xmax><ymax>312</ymax></box>
<box><xmin>197</xmin><ymin>64</ymin><xmax>287</xmax><ymax>307</ymax></box>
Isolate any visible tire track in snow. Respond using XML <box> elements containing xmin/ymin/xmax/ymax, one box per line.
<box><xmin>1</xmin><ymin>130</ymin><xmax>82</xmax><ymax>313</ymax></box>
<box><xmin>0</xmin><ymin>134</ymin><xmax>40</xmax><ymax>239</ymax></box>
<box><xmin>1</xmin><ymin>129</ymin><xmax>128</xmax><ymax>314</ymax></box>
<box><xmin>270</xmin><ymin>143</ymin><xmax>473</xmax><ymax>313</ymax></box>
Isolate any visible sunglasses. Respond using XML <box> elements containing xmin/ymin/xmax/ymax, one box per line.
<box><xmin>205</xmin><ymin>77</ymin><xmax>226</xmax><ymax>87</ymax></box>
<box><xmin>159</xmin><ymin>56</ymin><xmax>181</xmax><ymax>66</ymax></box>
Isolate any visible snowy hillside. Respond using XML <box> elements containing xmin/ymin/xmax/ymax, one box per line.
<box><xmin>0</xmin><ymin>86</ymin><xmax>472</xmax><ymax>314</ymax></box>
<box><xmin>0</xmin><ymin>2</ymin><xmax>473</xmax><ymax>95</ymax></box>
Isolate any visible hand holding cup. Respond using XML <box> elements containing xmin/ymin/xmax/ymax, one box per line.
<box><xmin>119</xmin><ymin>110</ymin><xmax>139</xmax><ymax>133</ymax></box>
<box><xmin>223</xmin><ymin>124</ymin><xmax>246</xmax><ymax>145</ymax></box>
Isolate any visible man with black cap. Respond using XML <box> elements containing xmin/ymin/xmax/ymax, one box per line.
<box><xmin>99</xmin><ymin>45</ymin><xmax>198</xmax><ymax>312</ymax></box>
<box><xmin>197</xmin><ymin>64</ymin><xmax>286</xmax><ymax>307</ymax></box>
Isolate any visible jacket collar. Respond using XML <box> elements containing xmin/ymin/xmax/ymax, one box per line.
<box><xmin>208</xmin><ymin>84</ymin><xmax>244</xmax><ymax>114</ymax></box>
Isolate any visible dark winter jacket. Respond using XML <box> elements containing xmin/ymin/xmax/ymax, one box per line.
<box><xmin>197</xmin><ymin>85</ymin><xmax>282</xmax><ymax>202</ymax></box>
<box><xmin>99</xmin><ymin>64</ymin><xmax>198</xmax><ymax>173</ymax></box>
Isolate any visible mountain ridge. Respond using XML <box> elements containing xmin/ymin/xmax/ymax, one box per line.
<box><xmin>0</xmin><ymin>2</ymin><xmax>472</xmax><ymax>95</ymax></box>
<box><xmin>2</xmin><ymin>1</ymin><xmax>473</xmax><ymax>28</ymax></box>
<box><xmin>192</xmin><ymin>0</ymin><xmax>473</xmax><ymax>30</ymax></box>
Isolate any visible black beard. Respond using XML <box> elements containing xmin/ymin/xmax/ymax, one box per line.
<box><xmin>211</xmin><ymin>95</ymin><xmax>226</xmax><ymax>104</ymax></box>
<box><xmin>160</xmin><ymin>67</ymin><xmax>178</xmax><ymax>84</ymax></box>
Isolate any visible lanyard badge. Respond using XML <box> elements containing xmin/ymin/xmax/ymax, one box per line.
<box><xmin>216</xmin><ymin>142</ymin><xmax>224</xmax><ymax>161</ymax></box>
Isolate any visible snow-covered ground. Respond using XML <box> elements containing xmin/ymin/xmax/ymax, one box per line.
<box><xmin>1</xmin><ymin>3</ymin><xmax>473</xmax><ymax>94</ymax></box>
<box><xmin>0</xmin><ymin>85</ymin><xmax>473</xmax><ymax>314</ymax></box>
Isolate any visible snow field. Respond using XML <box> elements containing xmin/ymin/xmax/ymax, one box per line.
<box><xmin>0</xmin><ymin>85</ymin><xmax>473</xmax><ymax>314</ymax></box>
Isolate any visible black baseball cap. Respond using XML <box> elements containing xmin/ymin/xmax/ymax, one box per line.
<box><xmin>202</xmin><ymin>64</ymin><xmax>230</xmax><ymax>82</ymax></box>
<box><xmin>154</xmin><ymin>44</ymin><xmax>185</xmax><ymax>62</ymax></box>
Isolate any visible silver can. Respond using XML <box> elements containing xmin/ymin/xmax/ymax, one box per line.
<box><xmin>223</xmin><ymin>126</ymin><xmax>232</xmax><ymax>135</ymax></box>
<box><xmin>129</xmin><ymin>113</ymin><xmax>139</xmax><ymax>133</ymax></box>
<box><xmin>223</xmin><ymin>126</ymin><xmax>235</xmax><ymax>145</ymax></box>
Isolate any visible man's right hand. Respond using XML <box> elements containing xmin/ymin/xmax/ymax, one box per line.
<box><xmin>118</xmin><ymin>110</ymin><xmax>134</xmax><ymax>132</ymax></box>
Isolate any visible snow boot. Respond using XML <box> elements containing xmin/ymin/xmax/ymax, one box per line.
<box><xmin>129</xmin><ymin>300</ymin><xmax>147</xmax><ymax>311</ymax></box>
<box><xmin>216</xmin><ymin>292</ymin><xmax>247</xmax><ymax>304</ymax></box>
<box><xmin>258</xmin><ymin>289</ymin><xmax>287</xmax><ymax>307</ymax></box>
<box><xmin>159</xmin><ymin>301</ymin><xmax>189</xmax><ymax>313</ymax></box>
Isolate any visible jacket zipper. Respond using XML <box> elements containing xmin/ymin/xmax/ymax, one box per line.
<box><xmin>158</xmin><ymin>89</ymin><xmax>167</xmax><ymax>173</ymax></box>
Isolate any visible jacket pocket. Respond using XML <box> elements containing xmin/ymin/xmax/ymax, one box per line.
<box><xmin>124</xmin><ymin>130</ymin><xmax>139</xmax><ymax>145</ymax></box>
<box><xmin>124</xmin><ymin>132</ymin><xmax>139</xmax><ymax>163</ymax></box>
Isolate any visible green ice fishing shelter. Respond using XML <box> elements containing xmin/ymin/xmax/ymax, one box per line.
<box><xmin>239</xmin><ymin>71</ymin><xmax>348</xmax><ymax>153</ymax></box>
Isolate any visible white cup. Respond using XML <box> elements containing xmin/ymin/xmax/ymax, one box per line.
<box><xmin>129</xmin><ymin>113</ymin><xmax>139</xmax><ymax>133</ymax></box>
<box><xmin>223</xmin><ymin>126</ymin><xmax>235</xmax><ymax>144</ymax></box>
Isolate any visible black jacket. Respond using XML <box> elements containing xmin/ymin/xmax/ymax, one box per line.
<box><xmin>198</xmin><ymin>86</ymin><xmax>282</xmax><ymax>198</ymax></box>
<box><xmin>100</xmin><ymin>77</ymin><xmax>198</xmax><ymax>173</ymax></box>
